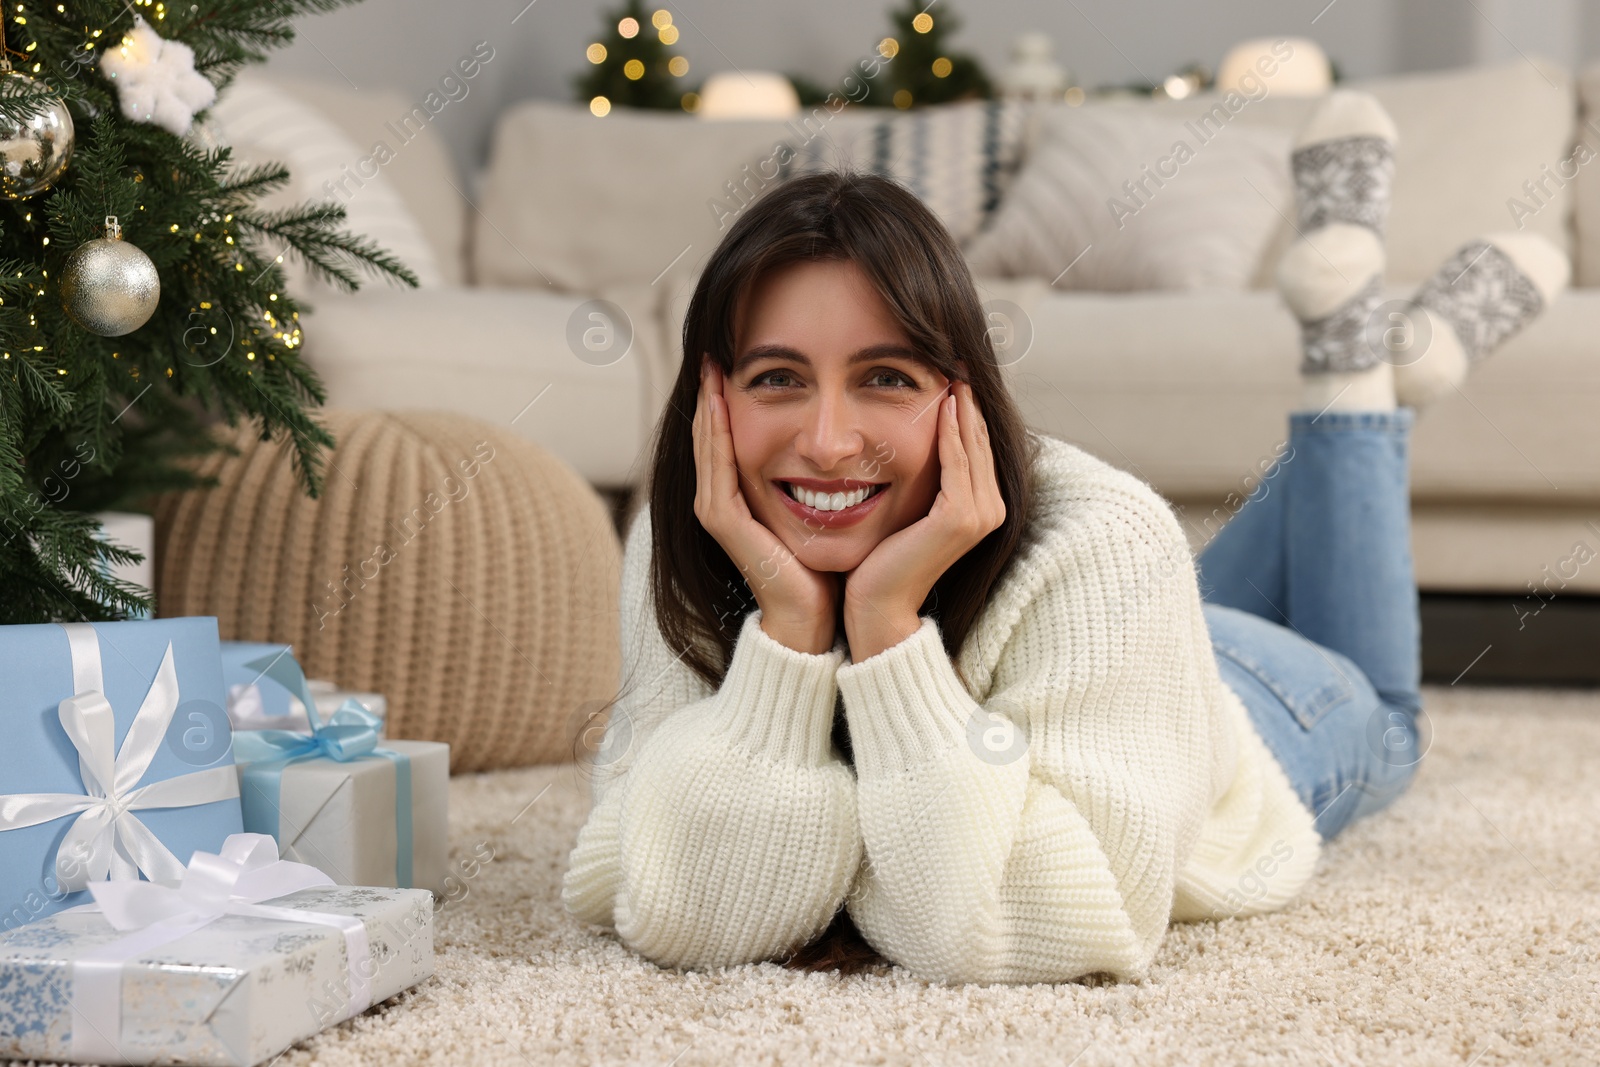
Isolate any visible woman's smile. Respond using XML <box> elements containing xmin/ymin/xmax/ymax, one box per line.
<box><xmin>775</xmin><ymin>477</ymin><xmax>889</xmax><ymax>527</ymax></box>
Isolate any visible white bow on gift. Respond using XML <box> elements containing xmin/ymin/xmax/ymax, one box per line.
<box><xmin>0</xmin><ymin>623</ymin><xmax>240</xmax><ymax>893</ymax></box>
<box><xmin>67</xmin><ymin>832</ymin><xmax>374</xmax><ymax>1063</ymax></box>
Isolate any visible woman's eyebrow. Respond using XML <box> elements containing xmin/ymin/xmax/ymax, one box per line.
<box><xmin>732</xmin><ymin>342</ymin><xmax>921</xmax><ymax>373</ymax></box>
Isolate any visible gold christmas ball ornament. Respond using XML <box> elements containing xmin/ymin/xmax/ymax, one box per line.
<box><xmin>0</xmin><ymin>67</ymin><xmax>74</xmax><ymax>199</ymax></box>
<box><xmin>61</xmin><ymin>216</ymin><xmax>161</xmax><ymax>336</ymax></box>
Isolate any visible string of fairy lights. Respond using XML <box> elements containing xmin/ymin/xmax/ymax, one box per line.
<box><xmin>0</xmin><ymin>0</ymin><xmax>302</xmax><ymax>374</ymax></box>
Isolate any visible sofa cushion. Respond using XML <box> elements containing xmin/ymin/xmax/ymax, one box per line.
<box><xmin>208</xmin><ymin>72</ymin><xmax>447</xmax><ymax>294</ymax></box>
<box><xmin>779</xmin><ymin>99</ymin><xmax>1036</xmax><ymax>246</ymax></box>
<box><xmin>473</xmin><ymin>101</ymin><xmax>803</xmax><ymax>293</ymax></box>
<box><xmin>963</xmin><ymin>106</ymin><xmax>1293</xmax><ymax>290</ymax></box>
<box><xmin>271</xmin><ymin>76</ymin><xmax>469</xmax><ymax>287</ymax></box>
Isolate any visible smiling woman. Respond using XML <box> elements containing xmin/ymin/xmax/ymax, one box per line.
<box><xmin>657</xmin><ymin>173</ymin><xmax>1035</xmax><ymax>678</ymax></box>
<box><xmin>557</xmin><ymin>171</ymin><xmax>1044</xmax><ymax>979</ymax></box>
<box><xmin>558</xmin><ymin>157</ymin><xmax>1448</xmax><ymax>985</ymax></box>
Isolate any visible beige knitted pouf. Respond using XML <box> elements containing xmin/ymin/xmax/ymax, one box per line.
<box><xmin>152</xmin><ymin>409</ymin><xmax>622</xmax><ymax>773</ymax></box>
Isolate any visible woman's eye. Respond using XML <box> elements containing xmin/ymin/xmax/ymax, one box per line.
<box><xmin>748</xmin><ymin>369</ymin><xmax>915</xmax><ymax>390</ymax></box>
<box><xmin>753</xmin><ymin>370</ymin><xmax>797</xmax><ymax>388</ymax></box>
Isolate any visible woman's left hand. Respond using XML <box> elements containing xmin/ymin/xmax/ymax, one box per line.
<box><xmin>844</xmin><ymin>380</ymin><xmax>1006</xmax><ymax>662</ymax></box>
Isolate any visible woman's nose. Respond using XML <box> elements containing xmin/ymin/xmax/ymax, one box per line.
<box><xmin>795</xmin><ymin>396</ymin><xmax>863</xmax><ymax>472</ymax></box>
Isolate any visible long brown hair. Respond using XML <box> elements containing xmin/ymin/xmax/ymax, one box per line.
<box><xmin>645</xmin><ymin>169</ymin><xmax>1037</xmax><ymax>975</ymax></box>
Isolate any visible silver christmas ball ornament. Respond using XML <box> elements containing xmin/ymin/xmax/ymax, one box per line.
<box><xmin>61</xmin><ymin>217</ymin><xmax>161</xmax><ymax>336</ymax></box>
<box><xmin>0</xmin><ymin>66</ymin><xmax>74</xmax><ymax>199</ymax></box>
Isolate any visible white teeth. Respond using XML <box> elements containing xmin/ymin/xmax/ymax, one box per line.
<box><xmin>787</xmin><ymin>484</ymin><xmax>878</xmax><ymax>511</ymax></box>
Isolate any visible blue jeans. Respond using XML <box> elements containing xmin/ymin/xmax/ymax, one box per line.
<box><xmin>1193</xmin><ymin>408</ymin><xmax>1426</xmax><ymax>841</ymax></box>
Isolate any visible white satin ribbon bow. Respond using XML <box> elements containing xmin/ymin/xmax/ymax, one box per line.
<box><xmin>66</xmin><ymin>832</ymin><xmax>374</xmax><ymax>1063</ymax></box>
<box><xmin>0</xmin><ymin>622</ymin><xmax>240</xmax><ymax>894</ymax></box>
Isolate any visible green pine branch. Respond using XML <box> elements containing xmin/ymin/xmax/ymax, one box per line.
<box><xmin>0</xmin><ymin>0</ymin><xmax>415</xmax><ymax>624</ymax></box>
<box><xmin>233</xmin><ymin>201</ymin><xmax>421</xmax><ymax>293</ymax></box>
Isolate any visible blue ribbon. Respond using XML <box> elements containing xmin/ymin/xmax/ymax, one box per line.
<box><xmin>231</xmin><ymin>649</ymin><xmax>414</xmax><ymax>888</ymax></box>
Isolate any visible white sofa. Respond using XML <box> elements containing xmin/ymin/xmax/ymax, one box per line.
<box><xmin>221</xmin><ymin>58</ymin><xmax>1600</xmax><ymax>596</ymax></box>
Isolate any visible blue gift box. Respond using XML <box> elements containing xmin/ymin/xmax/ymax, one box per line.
<box><xmin>0</xmin><ymin>618</ymin><xmax>245</xmax><ymax>931</ymax></box>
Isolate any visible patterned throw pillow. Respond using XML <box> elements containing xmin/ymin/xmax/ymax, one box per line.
<box><xmin>778</xmin><ymin>99</ymin><xmax>1036</xmax><ymax>247</ymax></box>
<box><xmin>963</xmin><ymin>105</ymin><xmax>1294</xmax><ymax>291</ymax></box>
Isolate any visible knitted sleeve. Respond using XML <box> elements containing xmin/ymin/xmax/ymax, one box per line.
<box><xmin>559</xmin><ymin>513</ymin><xmax>863</xmax><ymax>970</ymax></box>
<box><xmin>836</xmin><ymin>486</ymin><xmax>1217</xmax><ymax>984</ymax></box>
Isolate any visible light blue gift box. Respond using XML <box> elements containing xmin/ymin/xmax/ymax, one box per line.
<box><xmin>225</xmin><ymin>646</ymin><xmax>446</xmax><ymax>894</ymax></box>
<box><xmin>0</xmin><ymin>618</ymin><xmax>245</xmax><ymax>930</ymax></box>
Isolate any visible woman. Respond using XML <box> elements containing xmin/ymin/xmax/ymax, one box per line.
<box><xmin>561</xmin><ymin>91</ymin><xmax>1567</xmax><ymax>984</ymax></box>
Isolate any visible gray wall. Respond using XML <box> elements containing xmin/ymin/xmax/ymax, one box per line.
<box><xmin>262</xmin><ymin>0</ymin><xmax>1600</xmax><ymax>178</ymax></box>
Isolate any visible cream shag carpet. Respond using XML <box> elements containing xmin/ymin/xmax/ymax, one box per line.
<box><xmin>153</xmin><ymin>685</ymin><xmax>1600</xmax><ymax>1065</ymax></box>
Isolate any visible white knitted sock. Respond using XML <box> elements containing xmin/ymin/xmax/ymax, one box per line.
<box><xmin>1274</xmin><ymin>90</ymin><xmax>1399</xmax><ymax>412</ymax></box>
<box><xmin>1299</xmin><ymin>361</ymin><xmax>1396</xmax><ymax>415</ymax></box>
<box><xmin>1391</xmin><ymin>232</ymin><xmax>1570</xmax><ymax>409</ymax></box>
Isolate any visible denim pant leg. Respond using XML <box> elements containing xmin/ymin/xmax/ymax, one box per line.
<box><xmin>1189</xmin><ymin>441</ymin><xmax>1290</xmax><ymax>620</ymax></box>
<box><xmin>1195</xmin><ymin>409</ymin><xmax>1426</xmax><ymax>841</ymax></box>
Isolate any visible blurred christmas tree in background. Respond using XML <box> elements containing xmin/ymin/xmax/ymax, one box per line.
<box><xmin>863</xmin><ymin>0</ymin><xmax>992</xmax><ymax>108</ymax></box>
<box><xmin>573</xmin><ymin>0</ymin><xmax>696</xmax><ymax>113</ymax></box>
<box><xmin>0</xmin><ymin>0</ymin><xmax>413</xmax><ymax>625</ymax></box>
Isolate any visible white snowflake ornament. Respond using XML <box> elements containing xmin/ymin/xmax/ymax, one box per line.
<box><xmin>100</xmin><ymin>16</ymin><xmax>217</xmax><ymax>136</ymax></box>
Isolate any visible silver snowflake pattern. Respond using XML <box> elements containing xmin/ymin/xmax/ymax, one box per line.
<box><xmin>1291</xmin><ymin>136</ymin><xmax>1395</xmax><ymax>235</ymax></box>
<box><xmin>1413</xmin><ymin>242</ymin><xmax>1543</xmax><ymax>361</ymax></box>
<box><xmin>1301</xmin><ymin>274</ymin><xmax>1385</xmax><ymax>374</ymax></box>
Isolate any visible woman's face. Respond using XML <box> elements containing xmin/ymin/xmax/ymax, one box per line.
<box><xmin>722</xmin><ymin>258</ymin><xmax>950</xmax><ymax>574</ymax></box>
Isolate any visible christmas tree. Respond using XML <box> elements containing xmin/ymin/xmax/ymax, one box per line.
<box><xmin>863</xmin><ymin>0</ymin><xmax>992</xmax><ymax>108</ymax></box>
<box><xmin>0</xmin><ymin>0</ymin><xmax>414</xmax><ymax>626</ymax></box>
<box><xmin>572</xmin><ymin>0</ymin><xmax>695</xmax><ymax>113</ymax></box>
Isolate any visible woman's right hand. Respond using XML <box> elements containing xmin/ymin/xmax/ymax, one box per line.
<box><xmin>693</xmin><ymin>358</ymin><xmax>839</xmax><ymax>654</ymax></box>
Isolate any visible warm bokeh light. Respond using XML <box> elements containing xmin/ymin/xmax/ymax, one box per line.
<box><xmin>1216</xmin><ymin>36</ymin><xmax>1332</xmax><ymax>96</ymax></box>
<box><xmin>624</xmin><ymin>58</ymin><xmax>644</xmax><ymax>80</ymax></box>
<box><xmin>878</xmin><ymin>37</ymin><xmax>898</xmax><ymax>58</ymax></box>
<box><xmin>1064</xmin><ymin>85</ymin><xmax>1086</xmax><ymax>106</ymax></box>
<box><xmin>668</xmin><ymin>55</ymin><xmax>689</xmax><ymax>76</ymax></box>
<box><xmin>912</xmin><ymin>12</ymin><xmax>933</xmax><ymax>32</ymax></box>
<box><xmin>618</xmin><ymin>17</ymin><xmax>638</xmax><ymax>37</ymax></box>
<box><xmin>590</xmin><ymin>95</ymin><xmax>611</xmax><ymax>116</ymax></box>
<box><xmin>931</xmin><ymin>56</ymin><xmax>952</xmax><ymax>78</ymax></box>
<box><xmin>659</xmin><ymin>24</ymin><xmax>678</xmax><ymax>44</ymax></box>
<box><xmin>651</xmin><ymin>9</ymin><xmax>672</xmax><ymax>28</ymax></box>
<box><xmin>893</xmin><ymin>89</ymin><xmax>912</xmax><ymax>108</ymax></box>
<box><xmin>696</xmin><ymin>71</ymin><xmax>800</xmax><ymax>119</ymax></box>
<box><xmin>681</xmin><ymin>91</ymin><xmax>700</xmax><ymax>112</ymax></box>
<box><xmin>585</xmin><ymin>42</ymin><xmax>606</xmax><ymax>64</ymax></box>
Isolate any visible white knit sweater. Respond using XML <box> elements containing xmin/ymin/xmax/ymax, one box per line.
<box><xmin>562</xmin><ymin>433</ymin><xmax>1323</xmax><ymax>984</ymax></box>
